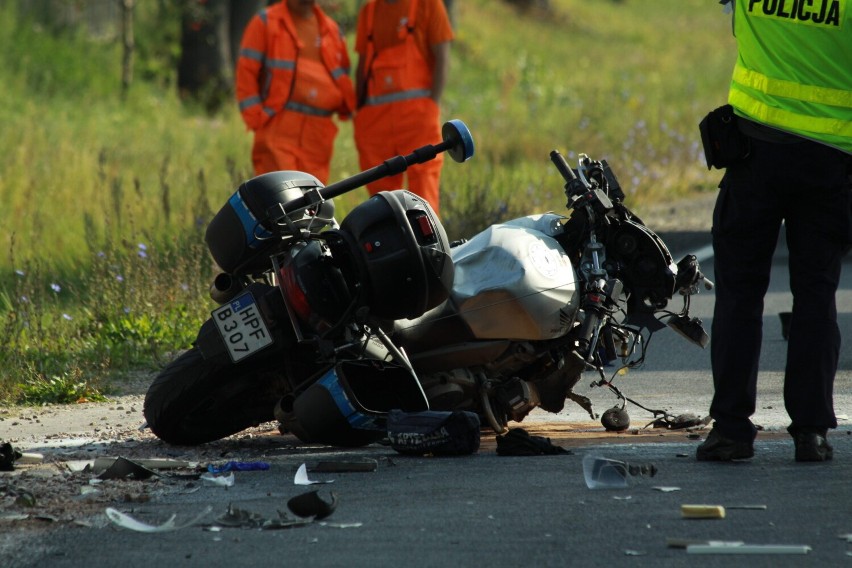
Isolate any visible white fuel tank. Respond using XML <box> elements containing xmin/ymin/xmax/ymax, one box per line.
<box><xmin>450</xmin><ymin>214</ymin><xmax>578</xmax><ymax>340</ymax></box>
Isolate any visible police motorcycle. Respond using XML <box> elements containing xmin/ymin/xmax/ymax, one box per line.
<box><xmin>143</xmin><ymin>119</ymin><xmax>712</xmax><ymax>447</ymax></box>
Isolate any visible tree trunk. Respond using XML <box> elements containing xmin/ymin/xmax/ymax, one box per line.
<box><xmin>120</xmin><ymin>0</ymin><xmax>135</xmax><ymax>100</ymax></box>
<box><xmin>177</xmin><ymin>0</ymin><xmax>266</xmax><ymax>111</ymax></box>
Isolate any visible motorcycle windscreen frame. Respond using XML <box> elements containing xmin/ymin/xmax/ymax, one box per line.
<box><xmin>449</xmin><ymin>214</ymin><xmax>578</xmax><ymax>340</ymax></box>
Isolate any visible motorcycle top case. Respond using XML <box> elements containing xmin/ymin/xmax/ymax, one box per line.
<box><xmin>206</xmin><ymin>171</ymin><xmax>335</xmax><ymax>274</ymax></box>
<box><xmin>328</xmin><ymin>190</ymin><xmax>454</xmax><ymax>321</ymax></box>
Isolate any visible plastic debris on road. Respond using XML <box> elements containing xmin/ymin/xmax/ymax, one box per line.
<box><xmin>207</xmin><ymin>461</ymin><xmax>270</xmax><ymax>474</ymax></box>
<box><xmin>295</xmin><ymin>463</ymin><xmax>333</xmax><ymax>485</ymax></box>
<box><xmin>287</xmin><ymin>490</ymin><xmax>338</xmax><ymax>519</ymax></box>
<box><xmin>582</xmin><ymin>454</ymin><xmax>657</xmax><ymax>489</ymax></box>
<box><xmin>200</xmin><ymin>472</ymin><xmax>235</xmax><ymax>487</ymax></box>
<box><xmin>105</xmin><ymin>506</ymin><xmax>212</xmax><ymax>533</ymax></box>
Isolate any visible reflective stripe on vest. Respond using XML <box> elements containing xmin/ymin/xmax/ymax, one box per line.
<box><xmin>731</xmin><ymin>64</ymin><xmax>852</xmax><ymax>137</ymax></box>
<box><xmin>284</xmin><ymin>101</ymin><xmax>334</xmax><ymax>117</ymax></box>
<box><xmin>364</xmin><ymin>88</ymin><xmax>431</xmax><ymax>106</ymax></box>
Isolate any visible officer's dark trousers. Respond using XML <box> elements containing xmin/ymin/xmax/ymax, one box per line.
<box><xmin>710</xmin><ymin>137</ymin><xmax>851</xmax><ymax>442</ymax></box>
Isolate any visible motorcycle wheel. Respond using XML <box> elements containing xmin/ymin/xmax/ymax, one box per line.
<box><xmin>601</xmin><ymin>406</ymin><xmax>630</xmax><ymax>432</ymax></box>
<box><xmin>143</xmin><ymin>347</ymin><xmax>284</xmax><ymax>445</ymax></box>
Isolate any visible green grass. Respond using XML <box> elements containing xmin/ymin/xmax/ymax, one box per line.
<box><xmin>0</xmin><ymin>0</ymin><xmax>737</xmax><ymax>403</ymax></box>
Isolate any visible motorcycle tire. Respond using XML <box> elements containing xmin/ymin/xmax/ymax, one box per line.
<box><xmin>601</xmin><ymin>406</ymin><xmax>630</xmax><ymax>432</ymax></box>
<box><xmin>143</xmin><ymin>347</ymin><xmax>284</xmax><ymax>446</ymax></box>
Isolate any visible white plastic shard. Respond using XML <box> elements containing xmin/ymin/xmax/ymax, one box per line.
<box><xmin>294</xmin><ymin>463</ymin><xmax>334</xmax><ymax>485</ymax></box>
<box><xmin>105</xmin><ymin>506</ymin><xmax>212</xmax><ymax>533</ymax></box>
<box><xmin>200</xmin><ymin>472</ymin><xmax>235</xmax><ymax>487</ymax></box>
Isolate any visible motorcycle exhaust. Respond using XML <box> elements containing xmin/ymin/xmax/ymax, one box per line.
<box><xmin>209</xmin><ymin>273</ymin><xmax>245</xmax><ymax>304</ymax></box>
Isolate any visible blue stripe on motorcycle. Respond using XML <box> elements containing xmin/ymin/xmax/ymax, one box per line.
<box><xmin>318</xmin><ymin>370</ymin><xmax>383</xmax><ymax>431</ymax></box>
<box><xmin>228</xmin><ymin>191</ymin><xmax>272</xmax><ymax>249</ymax></box>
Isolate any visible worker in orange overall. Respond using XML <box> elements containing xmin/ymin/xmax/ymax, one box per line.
<box><xmin>236</xmin><ymin>0</ymin><xmax>355</xmax><ymax>183</ymax></box>
<box><xmin>354</xmin><ymin>0</ymin><xmax>454</xmax><ymax>215</ymax></box>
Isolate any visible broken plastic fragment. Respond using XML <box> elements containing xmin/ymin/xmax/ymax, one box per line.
<box><xmin>686</xmin><ymin>543</ymin><xmax>811</xmax><ymax>555</ymax></box>
<box><xmin>105</xmin><ymin>506</ymin><xmax>211</xmax><ymax>533</ymax></box>
<box><xmin>652</xmin><ymin>486</ymin><xmax>681</xmax><ymax>492</ymax></box>
<box><xmin>93</xmin><ymin>457</ymin><xmax>197</xmax><ymax>473</ymax></box>
<box><xmin>582</xmin><ymin>454</ymin><xmax>657</xmax><ymax>489</ymax></box>
<box><xmin>98</xmin><ymin>457</ymin><xmax>158</xmax><ymax>481</ymax></box>
<box><xmin>294</xmin><ymin>463</ymin><xmax>333</xmax><ymax>485</ymax></box>
<box><xmin>200</xmin><ymin>472</ymin><xmax>235</xmax><ymax>487</ymax></box>
<box><xmin>287</xmin><ymin>490</ymin><xmax>338</xmax><ymax>520</ymax></box>
<box><xmin>216</xmin><ymin>504</ymin><xmax>312</xmax><ymax>530</ymax></box>
<box><xmin>681</xmin><ymin>504</ymin><xmax>726</xmax><ymax>519</ymax></box>
<box><xmin>18</xmin><ymin>452</ymin><xmax>44</xmax><ymax>464</ymax></box>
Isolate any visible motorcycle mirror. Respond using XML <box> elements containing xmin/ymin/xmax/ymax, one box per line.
<box><xmin>441</xmin><ymin>119</ymin><xmax>475</xmax><ymax>163</ymax></box>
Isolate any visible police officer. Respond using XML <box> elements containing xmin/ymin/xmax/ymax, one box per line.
<box><xmin>697</xmin><ymin>0</ymin><xmax>852</xmax><ymax>462</ymax></box>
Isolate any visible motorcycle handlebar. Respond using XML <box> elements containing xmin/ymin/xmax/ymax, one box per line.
<box><xmin>282</xmin><ymin>119</ymin><xmax>474</xmax><ymax>215</ymax></box>
<box><xmin>550</xmin><ymin>149</ymin><xmax>588</xmax><ymax>198</ymax></box>
<box><xmin>550</xmin><ymin>150</ymin><xmax>577</xmax><ymax>182</ymax></box>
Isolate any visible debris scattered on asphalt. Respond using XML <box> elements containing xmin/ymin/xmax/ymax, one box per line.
<box><xmin>295</xmin><ymin>463</ymin><xmax>333</xmax><ymax>485</ymax></box>
<box><xmin>582</xmin><ymin>454</ymin><xmax>657</xmax><ymax>489</ymax></box>
<box><xmin>105</xmin><ymin>506</ymin><xmax>212</xmax><ymax>533</ymax></box>
<box><xmin>726</xmin><ymin>504</ymin><xmax>767</xmax><ymax>510</ymax></box>
<box><xmin>651</xmin><ymin>413</ymin><xmax>711</xmax><ymax>430</ymax></box>
<box><xmin>666</xmin><ymin>539</ymin><xmax>744</xmax><ymax>549</ymax></box>
<box><xmin>686</xmin><ymin>543</ymin><xmax>811</xmax><ymax>555</ymax></box>
<box><xmin>681</xmin><ymin>504</ymin><xmax>726</xmax><ymax>519</ymax></box>
<box><xmin>98</xmin><ymin>457</ymin><xmax>158</xmax><ymax>481</ymax></box>
<box><xmin>0</xmin><ymin>442</ymin><xmax>22</xmax><ymax>471</ymax></box>
<box><xmin>94</xmin><ymin>457</ymin><xmax>197</xmax><ymax>473</ymax></box>
<box><xmin>287</xmin><ymin>490</ymin><xmax>338</xmax><ymax>519</ymax></box>
<box><xmin>215</xmin><ymin>504</ymin><xmax>311</xmax><ymax>530</ymax></box>
<box><xmin>652</xmin><ymin>486</ymin><xmax>681</xmax><ymax>492</ymax></box>
<box><xmin>17</xmin><ymin>452</ymin><xmax>44</xmax><ymax>465</ymax></box>
<box><xmin>200</xmin><ymin>472</ymin><xmax>235</xmax><ymax>487</ymax></box>
<box><xmin>207</xmin><ymin>461</ymin><xmax>270</xmax><ymax>473</ymax></box>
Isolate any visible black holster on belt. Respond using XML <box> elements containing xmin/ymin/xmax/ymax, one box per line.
<box><xmin>699</xmin><ymin>104</ymin><xmax>751</xmax><ymax>170</ymax></box>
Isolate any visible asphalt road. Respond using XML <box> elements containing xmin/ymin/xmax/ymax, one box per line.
<box><xmin>3</xmin><ymin>229</ymin><xmax>852</xmax><ymax>568</ymax></box>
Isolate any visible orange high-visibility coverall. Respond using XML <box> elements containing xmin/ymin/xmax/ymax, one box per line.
<box><xmin>354</xmin><ymin>0</ymin><xmax>453</xmax><ymax>215</ymax></box>
<box><xmin>236</xmin><ymin>2</ymin><xmax>356</xmax><ymax>183</ymax></box>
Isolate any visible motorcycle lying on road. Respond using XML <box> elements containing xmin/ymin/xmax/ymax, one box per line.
<box><xmin>143</xmin><ymin>120</ymin><xmax>712</xmax><ymax>447</ymax></box>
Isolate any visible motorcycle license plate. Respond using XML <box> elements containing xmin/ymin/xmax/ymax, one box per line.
<box><xmin>212</xmin><ymin>292</ymin><xmax>273</xmax><ymax>363</ymax></box>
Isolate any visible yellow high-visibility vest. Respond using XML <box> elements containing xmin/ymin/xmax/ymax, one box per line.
<box><xmin>729</xmin><ymin>0</ymin><xmax>852</xmax><ymax>154</ymax></box>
